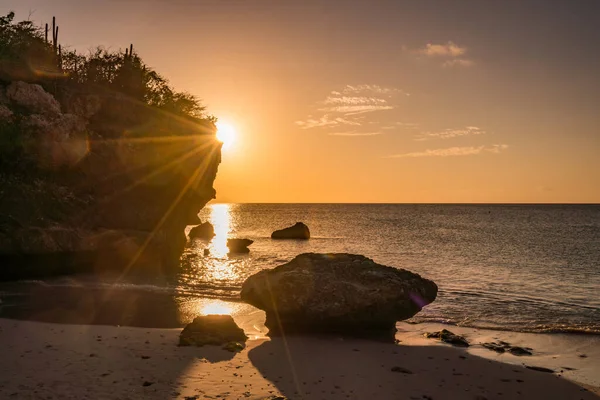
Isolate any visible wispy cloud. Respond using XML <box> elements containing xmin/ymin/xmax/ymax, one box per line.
<box><xmin>329</xmin><ymin>131</ymin><xmax>384</xmax><ymax>137</ymax></box>
<box><xmin>319</xmin><ymin>105</ymin><xmax>395</xmax><ymax>115</ymax></box>
<box><xmin>295</xmin><ymin>114</ymin><xmax>361</xmax><ymax>129</ymax></box>
<box><xmin>296</xmin><ymin>84</ymin><xmax>407</xmax><ymax>136</ymax></box>
<box><xmin>417</xmin><ymin>41</ymin><xmax>474</xmax><ymax>67</ymax></box>
<box><xmin>416</xmin><ymin>126</ymin><xmax>485</xmax><ymax>141</ymax></box>
<box><xmin>420</xmin><ymin>41</ymin><xmax>467</xmax><ymax>57</ymax></box>
<box><xmin>443</xmin><ymin>59</ymin><xmax>475</xmax><ymax>68</ymax></box>
<box><xmin>387</xmin><ymin>144</ymin><xmax>508</xmax><ymax>158</ymax></box>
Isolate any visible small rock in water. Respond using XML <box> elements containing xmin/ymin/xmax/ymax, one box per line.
<box><xmin>271</xmin><ymin>222</ymin><xmax>310</xmax><ymax>240</ymax></box>
<box><xmin>425</xmin><ymin>329</ymin><xmax>469</xmax><ymax>347</ymax></box>
<box><xmin>189</xmin><ymin>222</ymin><xmax>215</xmax><ymax>240</ymax></box>
<box><xmin>227</xmin><ymin>238</ymin><xmax>254</xmax><ymax>254</ymax></box>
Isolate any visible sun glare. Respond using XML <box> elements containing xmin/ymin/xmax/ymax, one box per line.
<box><xmin>215</xmin><ymin>120</ymin><xmax>236</xmax><ymax>150</ymax></box>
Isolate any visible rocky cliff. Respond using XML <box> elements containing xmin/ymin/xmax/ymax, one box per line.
<box><xmin>0</xmin><ymin>80</ymin><xmax>221</xmax><ymax>280</ymax></box>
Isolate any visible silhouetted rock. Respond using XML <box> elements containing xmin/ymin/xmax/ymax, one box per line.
<box><xmin>189</xmin><ymin>222</ymin><xmax>215</xmax><ymax>240</ymax></box>
<box><xmin>271</xmin><ymin>222</ymin><xmax>310</xmax><ymax>240</ymax></box>
<box><xmin>179</xmin><ymin>315</ymin><xmax>247</xmax><ymax>347</ymax></box>
<box><xmin>240</xmin><ymin>253</ymin><xmax>437</xmax><ymax>340</ymax></box>
<box><xmin>227</xmin><ymin>238</ymin><xmax>253</xmax><ymax>253</ymax></box>
<box><xmin>425</xmin><ymin>329</ymin><xmax>470</xmax><ymax>347</ymax></box>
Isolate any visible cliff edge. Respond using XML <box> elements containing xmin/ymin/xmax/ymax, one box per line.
<box><xmin>0</xmin><ymin>13</ymin><xmax>221</xmax><ymax>280</ymax></box>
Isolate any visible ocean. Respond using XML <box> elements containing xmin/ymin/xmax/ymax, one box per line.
<box><xmin>2</xmin><ymin>203</ymin><xmax>599</xmax><ymax>335</ymax></box>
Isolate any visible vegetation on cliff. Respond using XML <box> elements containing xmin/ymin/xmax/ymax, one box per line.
<box><xmin>0</xmin><ymin>12</ymin><xmax>221</xmax><ymax>277</ymax></box>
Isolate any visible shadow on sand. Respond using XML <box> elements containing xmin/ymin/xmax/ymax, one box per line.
<box><xmin>248</xmin><ymin>336</ymin><xmax>598</xmax><ymax>400</ymax></box>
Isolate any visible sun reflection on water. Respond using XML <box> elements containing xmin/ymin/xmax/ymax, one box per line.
<box><xmin>200</xmin><ymin>300</ymin><xmax>234</xmax><ymax>315</ymax></box>
<box><xmin>209</xmin><ymin>203</ymin><xmax>231</xmax><ymax>258</ymax></box>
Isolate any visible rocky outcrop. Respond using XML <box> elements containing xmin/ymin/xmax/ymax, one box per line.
<box><xmin>189</xmin><ymin>222</ymin><xmax>215</xmax><ymax>240</ymax></box>
<box><xmin>240</xmin><ymin>253</ymin><xmax>437</xmax><ymax>340</ymax></box>
<box><xmin>227</xmin><ymin>238</ymin><xmax>253</xmax><ymax>254</ymax></box>
<box><xmin>424</xmin><ymin>329</ymin><xmax>469</xmax><ymax>347</ymax></box>
<box><xmin>271</xmin><ymin>222</ymin><xmax>310</xmax><ymax>240</ymax></box>
<box><xmin>482</xmin><ymin>341</ymin><xmax>532</xmax><ymax>355</ymax></box>
<box><xmin>0</xmin><ymin>81</ymin><xmax>221</xmax><ymax>280</ymax></box>
<box><xmin>179</xmin><ymin>315</ymin><xmax>247</xmax><ymax>347</ymax></box>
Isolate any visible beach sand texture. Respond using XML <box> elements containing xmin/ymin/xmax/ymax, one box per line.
<box><xmin>1</xmin><ymin>317</ymin><xmax>597</xmax><ymax>400</ymax></box>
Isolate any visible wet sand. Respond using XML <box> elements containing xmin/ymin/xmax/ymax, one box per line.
<box><xmin>0</xmin><ymin>308</ymin><xmax>598</xmax><ymax>399</ymax></box>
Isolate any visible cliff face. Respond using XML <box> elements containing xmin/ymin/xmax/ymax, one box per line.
<box><xmin>0</xmin><ymin>81</ymin><xmax>221</xmax><ymax>280</ymax></box>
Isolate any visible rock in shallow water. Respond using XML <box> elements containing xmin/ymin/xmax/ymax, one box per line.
<box><xmin>271</xmin><ymin>222</ymin><xmax>310</xmax><ymax>240</ymax></box>
<box><xmin>189</xmin><ymin>222</ymin><xmax>215</xmax><ymax>240</ymax></box>
<box><xmin>240</xmin><ymin>253</ymin><xmax>437</xmax><ymax>340</ymax></box>
<box><xmin>179</xmin><ymin>315</ymin><xmax>247</xmax><ymax>347</ymax></box>
<box><xmin>227</xmin><ymin>238</ymin><xmax>254</xmax><ymax>253</ymax></box>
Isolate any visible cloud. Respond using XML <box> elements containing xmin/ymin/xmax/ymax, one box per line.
<box><xmin>443</xmin><ymin>59</ymin><xmax>475</xmax><ymax>68</ymax></box>
<box><xmin>319</xmin><ymin>105</ymin><xmax>394</xmax><ymax>115</ymax></box>
<box><xmin>329</xmin><ymin>131</ymin><xmax>384</xmax><ymax>137</ymax></box>
<box><xmin>296</xmin><ymin>84</ymin><xmax>406</xmax><ymax>135</ymax></box>
<box><xmin>340</xmin><ymin>84</ymin><xmax>408</xmax><ymax>96</ymax></box>
<box><xmin>420</xmin><ymin>41</ymin><xmax>467</xmax><ymax>57</ymax></box>
<box><xmin>417</xmin><ymin>41</ymin><xmax>474</xmax><ymax>67</ymax></box>
<box><xmin>295</xmin><ymin>114</ymin><xmax>361</xmax><ymax>129</ymax></box>
<box><xmin>416</xmin><ymin>126</ymin><xmax>485</xmax><ymax>141</ymax></box>
<box><xmin>387</xmin><ymin>144</ymin><xmax>508</xmax><ymax>158</ymax></box>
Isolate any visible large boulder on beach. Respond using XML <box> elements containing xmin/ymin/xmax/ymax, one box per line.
<box><xmin>179</xmin><ymin>315</ymin><xmax>247</xmax><ymax>347</ymax></box>
<box><xmin>240</xmin><ymin>253</ymin><xmax>437</xmax><ymax>339</ymax></box>
<box><xmin>271</xmin><ymin>222</ymin><xmax>310</xmax><ymax>240</ymax></box>
<box><xmin>189</xmin><ymin>222</ymin><xmax>215</xmax><ymax>240</ymax></box>
<box><xmin>227</xmin><ymin>238</ymin><xmax>253</xmax><ymax>253</ymax></box>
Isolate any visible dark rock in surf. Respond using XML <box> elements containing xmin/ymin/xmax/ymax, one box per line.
<box><xmin>271</xmin><ymin>222</ymin><xmax>310</xmax><ymax>240</ymax></box>
<box><xmin>240</xmin><ymin>253</ymin><xmax>437</xmax><ymax>341</ymax></box>
<box><xmin>481</xmin><ymin>341</ymin><xmax>532</xmax><ymax>355</ymax></box>
<box><xmin>179</xmin><ymin>315</ymin><xmax>247</xmax><ymax>347</ymax></box>
<box><xmin>189</xmin><ymin>222</ymin><xmax>215</xmax><ymax>240</ymax></box>
<box><xmin>425</xmin><ymin>329</ymin><xmax>470</xmax><ymax>347</ymax></box>
<box><xmin>227</xmin><ymin>238</ymin><xmax>253</xmax><ymax>253</ymax></box>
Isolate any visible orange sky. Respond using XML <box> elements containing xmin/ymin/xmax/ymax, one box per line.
<box><xmin>6</xmin><ymin>0</ymin><xmax>600</xmax><ymax>203</ymax></box>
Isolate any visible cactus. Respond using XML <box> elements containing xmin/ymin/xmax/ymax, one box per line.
<box><xmin>52</xmin><ymin>17</ymin><xmax>59</xmax><ymax>54</ymax></box>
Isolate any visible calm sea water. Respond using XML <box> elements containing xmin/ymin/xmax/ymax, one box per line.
<box><xmin>2</xmin><ymin>204</ymin><xmax>599</xmax><ymax>334</ymax></box>
<box><xmin>183</xmin><ymin>203</ymin><xmax>600</xmax><ymax>334</ymax></box>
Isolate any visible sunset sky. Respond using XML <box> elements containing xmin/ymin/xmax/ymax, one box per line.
<box><xmin>6</xmin><ymin>0</ymin><xmax>600</xmax><ymax>203</ymax></box>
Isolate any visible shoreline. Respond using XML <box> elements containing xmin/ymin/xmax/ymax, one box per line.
<box><xmin>1</xmin><ymin>303</ymin><xmax>598</xmax><ymax>399</ymax></box>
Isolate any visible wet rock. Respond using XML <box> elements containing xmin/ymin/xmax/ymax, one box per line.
<box><xmin>227</xmin><ymin>238</ymin><xmax>253</xmax><ymax>253</ymax></box>
<box><xmin>240</xmin><ymin>253</ymin><xmax>437</xmax><ymax>340</ymax></box>
<box><xmin>179</xmin><ymin>315</ymin><xmax>247</xmax><ymax>347</ymax></box>
<box><xmin>425</xmin><ymin>329</ymin><xmax>469</xmax><ymax>347</ymax></box>
<box><xmin>509</xmin><ymin>346</ymin><xmax>532</xmax><ymax>356</ymax></box>
<box><xmin>189</xmin><ymin>222</ymin><xmax>215</xmax><ymax>240</ymax></box>
<box><xmin>271</xmin><ymin>222</ymin><xmax>310</xmax><ymax>240</ymax></box>
<box><xmin>525</xmin><ymin>365</ymin><xmax>554</xmax><ymax>373</ymax></box>
<box><xmin>481</xmin><ymin>341</ymin><xmax>532</xmax><ymax>355</ymax></box>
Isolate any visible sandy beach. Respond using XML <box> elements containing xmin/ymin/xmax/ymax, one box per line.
<box><xmin>1</xmin><ymin>308</ymin><xmax>598</xmax><ymax>400</ymax></box>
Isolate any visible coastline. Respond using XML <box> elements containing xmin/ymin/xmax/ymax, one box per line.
<box><xmin>1</xmin><ymin>302</ymin><xmax>598</xmax><ymax>399</ymax></box>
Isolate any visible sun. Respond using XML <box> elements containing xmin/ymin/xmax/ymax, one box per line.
<box><xmin>215</xmin><ymin>120</ymin><xmax>236</xmax><ymax>150</ymax></box>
